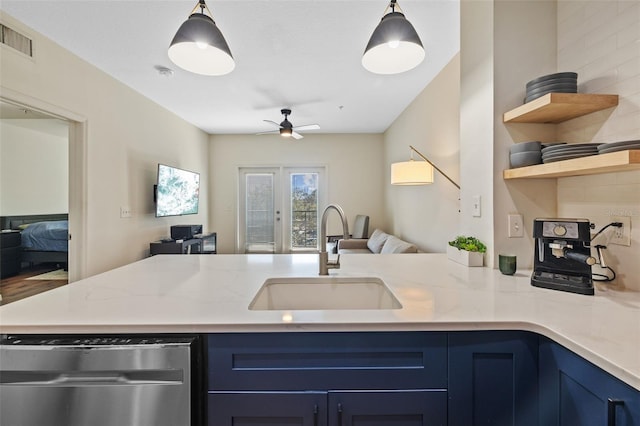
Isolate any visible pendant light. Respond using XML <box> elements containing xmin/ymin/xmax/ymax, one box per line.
<box><xmin>168</xmin><ymin>0</ymin><xmax>235</xmax><ymax>76</ymax></box>
<box><xmin>362</xmin><ymin>0</ymin><xmax>425</xmax><ymax>75</ymax></box>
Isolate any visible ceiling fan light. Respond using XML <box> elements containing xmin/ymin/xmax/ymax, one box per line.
<box><xmin>168</xmin><ymin>11</ymin><xmax>235</xmax><ymax>76</ymax></box>
<box><xmin>280</xmin><ymin>127</ymin><xmax>293</xmax><ymax>137</ymax></box>
<box><xmin>362</xmin><ymin>11</ymin><xmax>425</xmax><ymax>75</ymax></box>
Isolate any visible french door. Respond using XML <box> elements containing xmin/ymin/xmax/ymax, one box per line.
<box><xmin>238</xmin><ymin>167</ymin><xmax>326</xmax><ymax>254</ymax></box>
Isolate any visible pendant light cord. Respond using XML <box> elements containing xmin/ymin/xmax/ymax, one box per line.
<box><xmin>190</xmin><ymin>0</ymin><xmax>213</xmax><ymax>18</ymax></box>
<box><xmin>386</xmin><ymin>0</ymin><xmax>404</xmax><ymax>14</ymax></box>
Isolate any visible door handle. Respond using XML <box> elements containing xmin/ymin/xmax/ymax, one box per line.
<box><xmin>337</xmin><ymin>402</ymin><xmax>343</xmax><ymax>426</ymax></box>
<box><xmin>0</xmin><ymin>369</ymin><xmax>184</xmax><ymax>386</ymax></box>
<box><xmin>313</xmin><ymin>404</ymin><xmax>318</xmax><ymax>426</ymax></box>
<box><xmin>607</xmin><ymin>398</ymin><xmax>624</xmax><ymax>426</ymax></box>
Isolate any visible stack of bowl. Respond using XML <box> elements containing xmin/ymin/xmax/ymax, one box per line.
<box><xmin>525</xmin><ymin>72</ymin><xmax>577</xmax><ymax>103</ymax></box>
<box><xmin>509</xmin><ymin>141</ymin><xmax>542</xmax><ymax>168</ymax></box>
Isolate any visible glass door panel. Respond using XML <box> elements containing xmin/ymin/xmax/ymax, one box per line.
<box><xmin>239</xmin><ymin>169</ymin><xmax>281</xmax><ymax>253</ymax></box>
<box><xmin>289</xmin><ymin>172</ymin><xmax>319</xmax><ymax>251</ymax></box>
<box><xmin>239</xmin><ymin>167</ymin><xmax>325</xmax><ymax>254</ymax></box>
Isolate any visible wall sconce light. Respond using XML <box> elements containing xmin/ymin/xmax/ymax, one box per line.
<box><xmin>168</xmin><ymin>0</ymin><xmax>235</xmax><ymax>76</ymax></box>
<box><xmin>362</xmin><ymin>0</ymin><xmax>425</xmax><ymax>75</ymax></box>
<box><xmin>391</xmin><ymin>145</ymin><xmax>460</xmax><ymax>189</ymax></box>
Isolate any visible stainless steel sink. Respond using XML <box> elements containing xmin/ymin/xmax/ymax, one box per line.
<box><xmin>248</xmin><ymin>276</ymin><xmax>402</xmax><ymax>311</ymax></box>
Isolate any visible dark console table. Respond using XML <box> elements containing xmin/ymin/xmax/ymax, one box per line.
<box><xmin>1</xmin><ymin>230</ymin><xmax>22</xmax><ymax>278</ymax></box>
<box><xmin>150</xmin><ymin>233</ymin><xmax>216</xmax><ymax>256</ymax></box>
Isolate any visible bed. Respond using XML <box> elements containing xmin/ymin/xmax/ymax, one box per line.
<box><xmin>1</xmin><ymin>214</ymin><xmax>69</xmax><ymax>267</ymax></box>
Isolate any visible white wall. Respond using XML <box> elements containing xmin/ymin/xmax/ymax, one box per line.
<box><xmin>0</xmin><ymin>119</ymin><xmax>68</xmax><ymax>216</ymax></box>
<box><xmin>0</xmin><ymin>12</ymin><xmax>210</xmax><ymax>277</ymax></box>
<box><xmin>493</xmin><ymin>0</ymin><xmax>559</xmax><ymax>269</ymax></box>
<box><xmin>209</xmin><ymin>133</ymin><xmax>384</xmax><ymax>254</ymax></box>
<box><xmin>384</xmin><ymin>54</ymin><xmax>461</xmax><ymax>252</ymax></box>
<box><xmin>459</xmin><ymin>0</ymin><xmax>497</xmax><ymax>266</ymax></box>
<box><xmin>555</xmin><ymin>0</ymin><xmax>640</xmax><ymax>291</ymax></box>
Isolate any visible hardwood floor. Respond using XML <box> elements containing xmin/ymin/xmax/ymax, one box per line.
<box><xmin>1</xmin><ymin>263</ymin><xmax>68</xmax><ymax>305</ymax></box>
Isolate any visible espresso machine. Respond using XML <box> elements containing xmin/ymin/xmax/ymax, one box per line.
<box><xmin>531</xmin><ymin>218</ymin><xmax>596</xmax><ymax>295</ymax></box>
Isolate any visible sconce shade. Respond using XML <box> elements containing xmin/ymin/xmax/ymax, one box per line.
<box><xmin>168</xmin><ymin>12</ymin><xmax>235</xmax><ymax>76</ymax></box>
<box><xmin>362</xmin><ymin>11</ymin><xmax>425</xmax><ymax>75</ymax></box>
<box><xmin>391</xmin><ymin>160</ymin><xmax>434</xmax><ymax>185</ymax></box>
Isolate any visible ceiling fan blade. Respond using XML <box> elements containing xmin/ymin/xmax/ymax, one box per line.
<box><xmin>263</xmin><ymin>119</ymin><xmax>283</xmax><ymax>129</ymax></box>
<box><xmin>292</xmin><ymin>124</ymin><xmax>320</xmax><ymax>131</ymax></box>
<box><xmin>256</xmin><ymin>130</ymin><xmax>279</xmax><ymax>136</ymax></box>
<box><xmin>291</xmin><ymin>131</ymin><xmax>304</xmax><ymax>140</ymax></box>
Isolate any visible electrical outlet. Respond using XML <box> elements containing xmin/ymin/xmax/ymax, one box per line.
<box><xmin>120</xmin><ymin>206</ymin><xmax>132</xmax><ymax>218</ymax></box>
<box><xmin>508</xmin><ymin>213</ymin><xmax>524</xmax><ymax>238</ymax></box>
<box><xmin>610</xmin><ymin>216</ymin><xmax>631</xmax><ymax>246</ymax></box>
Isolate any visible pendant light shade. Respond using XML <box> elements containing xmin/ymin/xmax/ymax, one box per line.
<box><xmin>362</xmin><ymin>1</ymin><xmax>425</xmax><ymax>75</ymax></box>
<box><xmin>168</xmin><ymin>1</ymin><xmax>234</xmax><ymax>76</ymax></box>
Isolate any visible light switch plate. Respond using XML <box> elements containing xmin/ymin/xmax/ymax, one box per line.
<box><xmin>472</xmin><ymin>196</ymin><xmax>481</xmax><ymax>217</ymax></box>
<box><xmin>508</xmin><ymin>213</ymin><xmax>524</xmax><ymax>238</ymax></box>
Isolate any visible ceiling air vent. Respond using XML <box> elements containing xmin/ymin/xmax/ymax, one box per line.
<box><xmin>1</xmin><ymin>23</ymin><xmax>33</xmax><ymax>57</ymax></box>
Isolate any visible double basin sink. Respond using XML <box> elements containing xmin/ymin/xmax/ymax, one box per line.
<box><xmin>249</xmin><ymin>276</ymin><xmax>402</xmax><ymax>311</ymax></box>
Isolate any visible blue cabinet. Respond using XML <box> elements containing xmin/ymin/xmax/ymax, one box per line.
<box><xmin>208</xmin><ymin>390</ymin><xmax>446</xmax><ymax>426</ymax></box>
<box><xmin>448</xmin><ymin>331</ymin><xmax>539</xmax><ymax>426</ymax></box>
<box><xmin>208</xmin><ymin>332</ymin><xmax>447</xmax><ymax>391</ymax></box>
<box><xmin>207</xmin><ymin>332</ymin><xmax>448</xmax><ymax>426</ymax></box>
<box><xmin>206</xmin><ymin>331</ymin><xmax>639</xmax><ymax>426</ymax></box>
<box><xmin>329</xmin><ymin>390</ymin><xmax>447</xmax><ymax>426</ymax></box>
<box><xmin>208</xmin><ymin>392</ymin><xmax>327</xmax><ymax>426</ymax></box>
<box><xmin>539</xmin><ymin>338</ymin><xmax>640</xmax><ymax>426</ymax></box>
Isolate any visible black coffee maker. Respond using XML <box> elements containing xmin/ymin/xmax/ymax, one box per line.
<box><xmin>531</xmin><ymin>218</ymin><xmax>596</xmax><ymax>295</ymax></box>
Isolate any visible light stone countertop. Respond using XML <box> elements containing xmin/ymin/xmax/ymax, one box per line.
<box><xmin>1</xmin><ymin>253</ymin><xmax>639</xmax><ymax>390</ymax></box>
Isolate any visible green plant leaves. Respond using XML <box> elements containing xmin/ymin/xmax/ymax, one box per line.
<box><xmin>448</xmin><ymin>236</ymin><xmax>487</xmax><ymax>253</ymax></box>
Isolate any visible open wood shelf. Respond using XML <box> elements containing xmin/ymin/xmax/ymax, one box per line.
<box><xmin>503</xmin><ymin>150</ymin><xmax>640</xmax><ymax>179</ymax></box>
<box><xmin>503</xmin><ymin>93</ymin><xmax>619</xmax><ymax>123</ymax></box>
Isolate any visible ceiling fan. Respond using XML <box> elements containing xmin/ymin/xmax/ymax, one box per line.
<box><xmin>258</xmin><ymin>108</ymin><xmax>320</xmax><ymax>139</ymax></box>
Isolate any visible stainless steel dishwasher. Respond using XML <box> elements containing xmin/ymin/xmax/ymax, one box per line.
<box><xmin>0</xmin><ymin>335</ymin><xmax>203</xmax><ymax>426</ymax></box>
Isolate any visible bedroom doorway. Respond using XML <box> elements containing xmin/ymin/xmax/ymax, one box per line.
<box><xmin>0</xmin><ymin>95</ymin><xmax>87</xmax><ymax>284</ymax></box>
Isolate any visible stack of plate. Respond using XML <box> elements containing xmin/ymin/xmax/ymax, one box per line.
<box><xmin>525</xmin><ymin>72</ymin><xmax>577</xmax><ymax>103</ymax></box>
<box><xmin>597</xmin><ymin>140</ymin><xmax>640</xmax><ymax>154</ymax></box>
<box><xmin>509</xmin><ymin>141</ymin><xmax>542</xmax><ymax>168</ymax></box>
<box><xmin>541</xmin><ymin>143</ymin><xmax>599</xmax><ymax>163</ymax></box>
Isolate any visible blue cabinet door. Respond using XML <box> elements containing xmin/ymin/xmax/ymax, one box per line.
<box><xmin>208</xmin><ymin>392</ymin><xmax>327</xmax><ymax>426</ymax></box>
<box><xmin>208</xmin><ymin>332</ymin><xmax>447</xmax><ymax>391</ymax></box>
<box><xmin>328</xmin><ymin>390</ymin><xmax>447</xmax><ymax>426</ymax></box>
<box><xmin>448</xmin><ymin>331</ymin><xmax>539</xmax><ymax>426</ymax></box>
<box><xmin>539</xmin><ymin>338</ymin><xmax>640</xmax><ymax>426</ymax></box>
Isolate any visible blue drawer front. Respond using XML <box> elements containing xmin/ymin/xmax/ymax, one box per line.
<box><xmin>208</xmin><ymin>332</ymin><xmax>447</xmax><ymax>391</ymax></box>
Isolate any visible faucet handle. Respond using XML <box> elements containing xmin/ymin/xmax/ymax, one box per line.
<box><xmin>328</xmin><ymin>254</ymin><xmax>341</xmax><ymax>267</ymax></box>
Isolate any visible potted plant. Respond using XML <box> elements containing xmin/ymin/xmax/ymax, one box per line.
<box><xmin>447</xmin><ymin>236</ymin><xmax>486</xmax><ymax>267</ymax></box>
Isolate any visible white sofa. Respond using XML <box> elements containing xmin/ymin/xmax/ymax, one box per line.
<box><xmin>337</xmin><ymin>229</ymin><xmax>418</xmax><ymax>254</ymax></box>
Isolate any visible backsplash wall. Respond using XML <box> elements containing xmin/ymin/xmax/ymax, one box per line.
<box><xmin>556</xmin><ymin>0</ymin><xmax>640</xmax><ymax>291</ymax></box>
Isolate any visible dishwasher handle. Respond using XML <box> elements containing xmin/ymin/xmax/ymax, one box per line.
<box><xmin>0</xmin><ymin>369</ymin><xmax>184</xmax><ymax>387</ymax></box>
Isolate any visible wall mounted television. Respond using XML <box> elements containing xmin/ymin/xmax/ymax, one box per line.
<box><xmin>155</xmin><ymin>164</ymin><xmax>200</xmax><ymax>217</ymax></box>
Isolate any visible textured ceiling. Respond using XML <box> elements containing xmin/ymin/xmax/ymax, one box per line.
<box><xmin>0</xmin><ymin>0</ymin><xmax>460</xmax><ymax>135</ymax></box>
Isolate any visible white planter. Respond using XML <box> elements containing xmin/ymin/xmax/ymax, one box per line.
<box><xmin>447</xmin><ymin>245</ymin><xmax>484</xmax><ymax>267</ymax></box>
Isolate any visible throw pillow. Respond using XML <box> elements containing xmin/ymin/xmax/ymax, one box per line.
<box><xmin>380</xmin><ymin>235</ymin><xmax>418</xmax><ymax>254</ymax></box>
<box><xmin>367</xmin><ymin>229</ymin><xmax>389</xmax><ymax>253</ymax></box>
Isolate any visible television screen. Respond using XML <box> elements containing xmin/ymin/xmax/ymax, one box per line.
<box><xmin>155</xmin><ymin>164</ymin><xmax>200</xmax><ymax>217</ymax></box>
